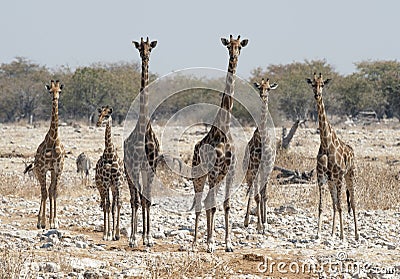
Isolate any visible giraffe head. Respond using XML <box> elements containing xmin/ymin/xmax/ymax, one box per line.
<box><xmin>254</xmin><ymin>78</ymin><xmax>278</xmax><ymax>103</ymax></box>
<box><xmin>221</xmin><ymin>35</ymin><xmax>248</xmax><ymax>59</ymax></box>
<box><xmin>306</xmin><ymin>73</ymin><xmax>331</xmax><ymax>101</ymax></box>
<box><xmin>97</xmin><ymin>106</ymin><xmax>113</xmax><ymax>127</ymax></box>
<box><xmin>132</xmin><ymin>37</ymin><xmax>157</xmax><ymax>61</ymax></box>
<box><xmin>45</xmin><ymin>80</ymin><xmax>64</xmax><ymax>100</ymax></box>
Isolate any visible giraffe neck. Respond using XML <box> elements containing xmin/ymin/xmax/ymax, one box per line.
<box><xmin>104</xmin><ymin>120</ymin><xmax>114</xmax><ymax>155</ymax></box>
<box><xmin>259</xmin><ymin>100</ymin><xmax>269</xmax><ymax>143</ymax></box>
<box><xmin>138</xmin><ymin>58</ymin><xmax>150</xmax><ymax>135</ymax></box>
<box><xmin>47</xmin><ymin>97</ymin><xmax>60</xmax><ymax>142</ymax></box>
<box><xmin>316</xmin><ymin>97</ymin><xmax>333</xmax><ymax>146</ymax></box>
<box><xmin>214</xmin><ymin>56</ymin><xmax>238</xmax><ymax>132</ymax></box>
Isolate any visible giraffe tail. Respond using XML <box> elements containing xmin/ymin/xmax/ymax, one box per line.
<box><xmin>24</xmin><ymin>163</ymin><xmax>34</xmax><ymax>174</ymax></box>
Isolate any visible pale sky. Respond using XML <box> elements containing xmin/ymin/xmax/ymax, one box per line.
<box><xmin>1</xmin><ymin>0</ymin><xmax>399</xmax><ymax>78</ymax></box>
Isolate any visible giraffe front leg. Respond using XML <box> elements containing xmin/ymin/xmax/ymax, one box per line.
<box><xmin>336</xmin><ymin>178</ymin><xmax>345</xmax><ymax>240</ymax></box>
<box><xmin>191</xmin><ymin>174</ymin><xmax>206</xmax><ymax>252</ymax></box>
<box><xmin>316</xmin><ymin>154</ymin><xmax>328</xmax><ymax>239</ymax></box>
<box><xmin>127</xmin><ymin>174</ymin><xmax>140</xmax><ymax>248</ymax></box>
<box><xmin>144</xmin><ymin>169</ymin><xmax>155</xmax><ymax>247</ymax></box>
<box><xmin>104</xmin><ymin>189</ymin><xmax>112</xmax><ymax>241</ymax></box>
<box><xmin>205</xmin><ymin>179</ymin><xmax>218</xmax><ymax>253</ymax></box>
<box><xmin>38</xmin><ymin>177</ymin><xmax>48</xmax><ymax>229</ymax></box>
<box><xmin>254</xmin><ymin>193</ymin><xmax>263</xmax><ymax>234</ymax></box>
<box><xmin>329</xmin><ymin>182</ymin><xmax>338</xmax><ymax>239</ymax></box>
<box><xmin>49</xmin><ymin>171</ymin><xmax>60</xmax><ymax>229</ymax></box>
<box><xmin>111</xmin><ymin>189</ymin><xmax>120</xmax><ymax>241</ymax></box>
<box><xmin>145</xmin><ymin>200</ymin><xmax>153</xmax><ymax>247</ymax></box>
<box><xmin>244</xmin><ymin>172</ymin><xmax>255</xmax><ymax>228</ymax></box>
<box><xmin>224</xmin><ymin>152</ymin><xmax>235</xmax><ymax>252</ymax></box>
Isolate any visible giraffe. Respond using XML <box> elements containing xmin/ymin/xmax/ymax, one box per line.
<box><xmin>95</xmin><ymin>106</ymin><xmax>124</xmax><ymax>241</ymax></box>
<box><xmin>306</xmin><ymin>73</ymin><xmax>359</xmax><ymax>240</ymax></box>
<box><xmin>33</xmin><ymin>80</ymin><xmax>65</xmax><ymax>229</ymax></box>
<box><xmin>243</xmin><ymin>78</ymin><xmax>278</xmax><ymax>234</ymax></box>
<box><xmin>124</xmin><ymin>37</ymin><xmax>159</xmax><ymax>248</ymax></box>
<box><xmin>76</xmin><ymin>152</ymin><xmax>91</xmax><ymax>186</ymax></box>
<box><xmin>192</xmin><ymin>35</ymin><xmax>248</xmax><ymax>253</ymax></box>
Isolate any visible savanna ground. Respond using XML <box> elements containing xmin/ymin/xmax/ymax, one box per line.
<box><xmin>0</xmin><ymin>118</ymin><xmax>399</xmax><ymax>278</ymax></box>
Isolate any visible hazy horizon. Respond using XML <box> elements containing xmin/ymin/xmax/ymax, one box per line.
<box><xmin>1</xmin><ymin>1</ymin><xmax>399</xmax><ymax>78</ymax></box>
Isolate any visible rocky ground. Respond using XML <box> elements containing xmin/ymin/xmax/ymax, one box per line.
<box><xmin>0</xmin><ymin>121</ymin><xmax>399</xmax><ymax>278</ymax></box>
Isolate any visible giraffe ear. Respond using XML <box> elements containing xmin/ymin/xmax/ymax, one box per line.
<box><xmin>253</xmin><ymin>82</ymin><xmax>260</xmax><ymax>89</ymax></box>
<box><xmin>221</xmin><ymin>38</ymin><xmax>229</xmax><ymax>46</ymax></box>
<box><xmin>45</xmin><ymin>84</ymin><xmax>51</xmax><ymax>91</ymax></box>
<box><xmin>324</xmin><ymin>79</ymin><xmax>331</xmax><ymax>85</ymax></box>
<box><xmin>132</xmin><ymin>41</ymin><xmax>140</xmax><ymax>49</ymax></box>
<box><xmin>270</xmin><ymin>83</ymin><xmax>278</xmax><ymax>90</ymax></box>
<box><xmin>306</xmin><ymin>78</ymin><xmax>313</xmax><ymax>84</ymax></box>
<box><xmin>98</xmin><ymin>108</ymin><xmax>102</xmax><ymax>113</ymax></box>
<box><xmin>109</xmin><ymin>108</ymin><xmax>113</xmax><ymax>114</ymax></box>
<box><xmin>59</xmin><ymin>84</ymin><xmax>64</xmax><ymax>90</ymax></box>
<box><xmin>150</xmin><ymin>41</ymin><xmax>157</xmax><ymax>48</ymax></box>
<box><xmin>240</xmin><ymin>39</ymin><xmax>249</xmax><ymax>47</ymax></box>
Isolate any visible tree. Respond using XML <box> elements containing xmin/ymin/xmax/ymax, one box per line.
<box><xmin>0</xmin><ymin>57</ymin><xmax>50</xmax><ymax>122</ymax></box>
<box><xmin>250</xmin><ymin>59</ymin><xmax>340</xmax><ymax>123</ymax></box>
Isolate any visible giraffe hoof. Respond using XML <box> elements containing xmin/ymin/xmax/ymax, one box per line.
<box><xmin>113</xmin><ymin>235</ymin><xmax>120</xmax><ymax>241</ymax></box>
<box><xmin>129</xmin><ymin>241</ymin><xmax>138</xmax><ymax>248</ymax></box>
<box><xmin>225</xmin><ymin>247</ymin><xmax>233</xmax><ymax>252</ymax></box>
<box><xmin>206</xmin><ymin>244</ymin><xmax>215</xmax><ymax>253</ymax></box>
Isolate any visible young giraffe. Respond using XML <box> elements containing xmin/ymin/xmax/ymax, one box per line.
<box><xmin>124</xmin><ymin>37</ymin><xmax>159</xmax><ymax>248</ymax></box>
<box><xmin>306</xmin><ymin>73</ymin><xmax>359</xmax><ymax>240</ymax></box>
<box><xmin>95</xmin><ymin>106</ymin><xmax>124</xmax><ymax>241</ymax></box>
<box><xmin>192</xmin><ymin>35</ymin><xmax>248</xmax><ymax>253</ymax></box>
<box><xmin>243</xmin><ymin>78</ymin><xmax>278</xmax><ymax>234</ymax></box>
<box><xmin>34</xmin><ymin>80</ymin><xmax>65</xmax><ymax>229</ymax></box>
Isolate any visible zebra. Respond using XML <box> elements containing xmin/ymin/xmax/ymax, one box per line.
<box><xmin>76</xmin><ymin>152</ymin><xmax>92</xmax><ymax>186</ymax></box>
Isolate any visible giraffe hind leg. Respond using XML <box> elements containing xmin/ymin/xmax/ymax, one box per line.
<box><xmin>345</xmin><ymin>169</ymin><xmax>359</xmax><ymax>240</ymax></box>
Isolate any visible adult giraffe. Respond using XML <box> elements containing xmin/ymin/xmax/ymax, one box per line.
<box><xmin>192</xmin><ymin>35</ymin><xmax>248</xmax><ymax>253</ymax></box>
<box><xmin>34</xmin><ymin>80</ymin><xmax>65</xmax><ymax>229</ymax></box>
<box><xmin>306</xmin><ymin>73</ymin><xmax>359</xmax><ymax>240</ymax></box>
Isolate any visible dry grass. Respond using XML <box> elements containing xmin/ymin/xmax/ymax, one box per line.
<box><xmin>142</xmin><ymin>252</ymin><xmax>233</xmax><ymax>278</ymax></box>
<box><xmin>270</xmin><ymin>147</ymin><xmax>400</xmax><ymax>211</ymax></box>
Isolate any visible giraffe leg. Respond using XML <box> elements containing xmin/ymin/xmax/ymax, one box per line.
<box><xmin>329</xmin><ymin>181</ymin><xmax>338</xmax><ymax>239</ymax></box>
<box><xmin>345</xmin><ymin>169</ymin><xmax>359</xmax><ymax>240</ymax></box>
<box><xmin>254</xmin><ymin>193</ymin><xmax>262</xmax><ymax>233</ymax></box>
<box><xmin>36</xmin><ymin>172</ymin><xmax>47</xmax><ymax>229</ymax></box>
<box><xmin>127</xmin><ymin>169</ymin><xmax>140</xmax><ymax>247</ymax></box>
<box><xmin>260</xmin><ymin>185</ymin><xmax>267</xmax><ymax>234</ymax></box>
<box><xmin>206</xmin><ymin>206</ymin><xmax>216</xmax><ymax>253</ymax></box>
<box><xmin>244</xmin><ymin>170</ymin><xmax>255</xmax><ymax>228</ymax></box>
<box><xmin>145</xmin><ymin>199</ymin><xmax>152</xmax><ymax>247</ymax></box>
<box><xmin>224</xmin><ymin>155</ymin><xmax>235</xmax><ymax>252</ymax></box>
<box><xmin>49</xmin><ymin>170</ymin><xmax>60</xmax><ymax>229</ymax></box>
<box><xmin>145</xmin><ymin>168</ymin><xmax>155</xmax><ymax>247</ymax></box>
<box><xmin>104</xmin><ymin>187</ymin><xmax>112</xmax><ymax>241</ymax></box>
<box><xmin>111</xmin><ymin>181</ymin><xmax>121</xmax><ymax>241</ymax></box>
<box><xmin>192</xmin><ymin>174</ymin><xmax>206</xmax><ymax>251</ymax></box>
<box><xmin>336</xmin><ymin>178</ymin><xmax>345</xmax><ymax>240</ymax></box>
<box><xmin>205</xmin><ymin>172</ymin><xmax>218</xmax><ymax>253</ymax></box>
<box><xmin>316</xmin><ymin>154</ymin><xmax>327</xmax><ymax>239</ymax></box>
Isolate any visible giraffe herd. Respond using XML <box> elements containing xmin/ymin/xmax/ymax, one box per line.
<box><xmin>31</xmin><ymin>35</ymin><xmax>359</xmax><ymax>253</ymax></box>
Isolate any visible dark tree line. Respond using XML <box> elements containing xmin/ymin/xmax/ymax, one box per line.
<box><xmin>1</xmin><ymin>57</ymin><xmax>399</xmax><ymax>125</ymax></box>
